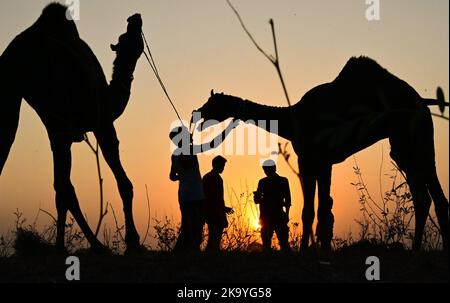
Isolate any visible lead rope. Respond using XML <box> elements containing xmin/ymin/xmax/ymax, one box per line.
<box><xmin>141</xmin><ymin>30</ymin><xmax>186</xmax><ymax>128</ymax></box>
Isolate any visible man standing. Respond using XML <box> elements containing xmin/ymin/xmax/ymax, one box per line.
<box><xmin>202</xmin><ymin>155</ymin><xmax>233</xmax><ymax>251</ymax></box>
<box><xmin>254</xmin><ymin>159</ymin><xmax>291</xmax><ymax>251</ymax></box>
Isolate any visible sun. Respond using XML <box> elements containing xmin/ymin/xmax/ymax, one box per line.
<box><xmin>253</xmin><ymin>218</ymin><xmax>261</xmax><ymax>231</ymax></box>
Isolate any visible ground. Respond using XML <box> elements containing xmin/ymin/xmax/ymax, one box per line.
<box><xmin>0</xmin><ymin>248</ymin><xmax>448</xmax><ymax>283</ymax></box>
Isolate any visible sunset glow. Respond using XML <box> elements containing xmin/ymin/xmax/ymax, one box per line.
<box><xmin>253</xmin><ymin>218</ymin><xmax>262</xmax><ymax>231</ymax></box>
<box><xmin>0</xmin><ymin>0</ymin><xmax>448</xmax><ymax>249</ymax></box>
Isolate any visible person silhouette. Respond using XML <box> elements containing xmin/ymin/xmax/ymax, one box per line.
<box><xmin>202</xmin><ymin>155</ymin><xmax>233</xmax><ymax>252</ymax></box>
<box><xmin>254</xmin><ymin>159</ymin><xmax>291</xmax><ymax>251</ymax></box>
<box><xmin>169</xmin><ymin>120</ymin><xmax>237</xmax><ymax>252</ymax></box>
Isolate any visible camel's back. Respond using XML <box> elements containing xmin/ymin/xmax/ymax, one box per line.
<box><xmin>293</xmin><ymin>57</ymin><xmax>427</xmax><ymax>163</ymax></box>
<box><xmin>296</xmin><ymin>57</ymin><xmax>423</xmax><ymax>121</ymax></box>
<box><xmin>3</xmin><ymin>3</ymin><xmax>109</xmax><ymax>137</ymax></box>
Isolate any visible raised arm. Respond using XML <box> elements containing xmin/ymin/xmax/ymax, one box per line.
<box><xmin>194</xmin><ymin>119</ymin><xmax>239</xmax><ymax>153</ymax></box>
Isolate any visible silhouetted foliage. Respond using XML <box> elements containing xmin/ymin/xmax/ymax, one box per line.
<box><xmin>351</xmin><ymin>160</ymin><xmax>442</xmax><ymax>250</ymax></box>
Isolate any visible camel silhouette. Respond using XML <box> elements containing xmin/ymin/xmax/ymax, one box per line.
<box><xmin>0</xmin><ymin>4</ymin><xmax>143</xmax><ymax>252</ymax></box>
<box><xmin>195</xmin><ymin>56</ymin><xmax>449</xmax><ymax>251</ymax></box>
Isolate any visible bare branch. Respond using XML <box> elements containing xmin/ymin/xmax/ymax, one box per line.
<box><xmin>431</xmin><ymin>113</ymin><xmax>449</xmax><ymax>121</ymax></box>
<box><xmin>109</xmin><ymin>203</ymin><xmax>125</xmax><ymax>242</ymax></box>
<box><xmin>225</xmin><ymin>0</ymin><xmax>274</xmax><ymax>64</ymax></box>
<box><xmin>84</xmin><ymin>133</ymin><xmax>106</xmax><ymax>237</ymax></box>
<box><xmin>38</xmin><ymin>208</ymin><xmax>57</xmax><ymax>224</ymax></box>
<box><xmin>142</xmin><ymin>184</ymin><xmax>152</xmax><ymax>245</ymax></box>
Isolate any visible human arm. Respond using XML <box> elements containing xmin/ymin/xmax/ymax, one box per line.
<box><xmin>169</xmin><ymin>156</ymin><xmax>179</xmax><ymax>181</ymax></box>
<box><xmin>254</xmin><ymin>180</ymin><xmax>263</xmax><ymax>204</ymax></box>
<box><xmin>283</xmin><ymin>178</ymin><xmax>291</xmax><ymax>215</ymax></box>
<box><xmin>194</xmin><ymin>119</ymin><xmax>239</xmax><ymax>153</ymax></box>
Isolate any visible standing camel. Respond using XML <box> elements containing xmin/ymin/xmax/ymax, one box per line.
<box><xmin>0</xmin><ymin>4</ymin><xmax>143</xmax><ymax>252</ymax></box>
<box><xmin>195</xmin><ymin>56</ymin><xmax>449</xmax><ymax>251</ymax></box>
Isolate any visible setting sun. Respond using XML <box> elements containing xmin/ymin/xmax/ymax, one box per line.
<box><xmin>253</xmin><ymin>218</ymin><xmax>262</xmax><ymax>231</ymax></box>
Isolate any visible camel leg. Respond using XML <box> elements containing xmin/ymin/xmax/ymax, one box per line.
<box><xmin>419</xmin><ymin>110</ymin><xmax>449</xmax><ymax>249</ymax></box>
<box><xmin>51</xmin><ymin>137</ymin><xmax>105</xmax><ymax>251</ymax></box>
<box><xmin>316</xmin><ymin>165</ymin><xmax>334</xmax><ymax>250</ymax></box>
<box><xmin>405</xmin><ymin>172</ymin><xmax>432</xmax><ymax>250</ymax></box>
<box><xmin>392</xmin><ymin>153</ymin><xmax>431</xmax><ymax>251</ymax></box>
<box><xmin>94</xmin><ymin>125</ymin><xmax>140</xmax><ymax>249</ymax></box>
<box><xmin>299</xmin><ymin>161</ymin><xmax>317</xmax><ymax>250</ymax></box>
<box><xmin>0</xmin><ymin>91</ymin><xmax>21</xmax><ymax>175</ymax></box>
<box><xmin>427</xmin><ymin>168</ymin><xmax>449</xmax><ymax>250</ymax></box>
<box><xmin>389</xmin><ymin>109</ymin><xmax>435</xmax><ymax>250</ymax></box>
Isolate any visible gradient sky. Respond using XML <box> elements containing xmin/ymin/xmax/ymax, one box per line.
<box><xmin>0</xmin><ymin>0</ymin><xmax>448</xmax><ymax>245</ymax></box>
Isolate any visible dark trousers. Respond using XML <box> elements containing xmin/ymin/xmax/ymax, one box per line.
<box><xmin>174</xmin><ymin>201</ymin><xmax>203</xmax><ymax>252</ymax></box>
<box><xmin>205</xmin><ymin>222</ymin><xmax>225</xmax><ymax>252</ymax></box>
<box><xmin>260</xmin><ymin>218</ymin><xmax>290</xmax><ymax>251</ymax></box>
<box><xmin>316</xmin><ymin>197</ymin><xmax>334</xmax><ymax>250</ymax></box>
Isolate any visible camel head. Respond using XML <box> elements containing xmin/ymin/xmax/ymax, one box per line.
<box><xmin>37</xmin><ymin>3</ymin><xmax>79</xmax><ymax>38</ymax></box>
<box><xmin>110</xmin><ymin>13</ymin><xmax>144</xmax><ymax>61</ymax></box>
<box><xmin>193</xmin><ymin>89</ymin><xmax>237</xmax><ymax>131</ymax></box>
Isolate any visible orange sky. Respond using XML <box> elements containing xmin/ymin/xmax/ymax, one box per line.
<box><xmin>0</xmin><ymin>0</ymin><xmax>448</xmax><ymax>246</ymax></box>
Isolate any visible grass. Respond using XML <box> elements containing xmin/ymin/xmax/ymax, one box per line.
<box><xmin>0</xmin><ymin>164</ymin><xmax>447</xmax><ymax>283</ymax></box>
<box><xmin>0</xmin><ymin>199</ymin><xmax>447</xmax><ymax>283</ymax></box>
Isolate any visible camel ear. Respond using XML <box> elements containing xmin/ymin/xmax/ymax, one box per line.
<box><xmin>210</xmin><ymin>89</ymin><xmax>214</xmax><ymax>97</ymax></box>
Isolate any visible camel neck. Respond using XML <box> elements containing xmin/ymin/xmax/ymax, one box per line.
<box><xmin>108</xmin><ymin>54</ymin><xmax>140</xmax><ymax>120</ymax></box>
<box><xmin>226</xmin><ymin>96</ymin><xmax>295</xmax><ymax>140</ymax></box>
<box><xmin>111</xmin><ymin>55</ymin><xmax>138</xmax><ymax>90</ymax></box>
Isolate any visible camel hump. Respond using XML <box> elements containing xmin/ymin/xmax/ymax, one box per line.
<box><xmin>32</xmin><ymin>3</ymin><xmax>79</xmax><ymax>39</ymax></box>
<box><xmin>334</xmin><ymin>56</ymin><xmax>392</xmax><ymax>83</ymax></box>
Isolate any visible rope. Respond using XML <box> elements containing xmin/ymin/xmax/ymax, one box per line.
<box><xmin>141</xmin><ymin>30</ymin><xmax>185</xmax><ymax>127</ymax></box>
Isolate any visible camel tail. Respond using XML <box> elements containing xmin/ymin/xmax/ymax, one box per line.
<box><xmin>421</xmin><ymin>87</ymin><xmax>448</xmax><ymax>116</ymax></box>
<box><xmin>421</xmin><ymin>99</ymin><xmax>449</xmax><ymax>107</ymax></box>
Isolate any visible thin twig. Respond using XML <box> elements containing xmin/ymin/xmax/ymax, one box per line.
<box><xmin>226</xmin><ymin>0</ymin><xmax>291</xmax><ymax>106</ymax></box>
<box><xmin>427</xmin><ymin>215</ymin><xmax>442</xmax><ymax>237</ymax></box>
<box><xmin>226</xmin><ymin>0</ymin><xmax>320</xmax><ymax>250</ymax></box>
<box><xmin>225</xmin><ymin>0</ymin><xmax>273</xmax><ymax>63</ymax></box>
<box><xmin>353</xmin><ymin>156</ymin><xmax>384</xmax><ymax>213</ymax></box>
<box><xmin>379</xmin><ymin>145</ymin><xmax>384</xmax><ymax>208</ymax></box>
<box><xmin>142</xmin><ymin>184</ymin><xmax>152</xmax><ymax>245</ymax></box>
<box><xmin>38</xmin><ymin>208</ymin><xmax>57</xmax><ymax>224</ymax></box>
<box><xmin>390</xmin><ymin>164</ymin><xmax>443</xmax><ymax>237</ymax></box>
<box><xmin>109</xmin><ymin>203</ymin><xmax>125</xmax><ymax>242</ymax></box>
<box><xmin>269</xmin><ymin>19</ymin><xmax>291</xmax><ymax>106</ymax></box>
<box><xmin>431</xmin><ymin>113</ymin><xmax>449</xmax><ymax>121</ymax></box>
<box><xmin>84</xmin><ymin>134</ymin><xmax>106</xmax><ymax>237</ymax></box>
